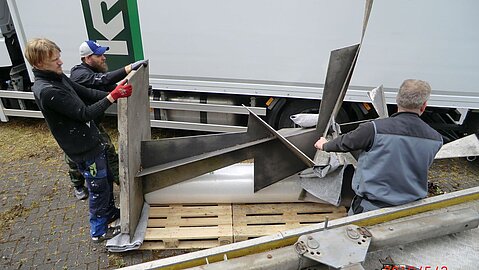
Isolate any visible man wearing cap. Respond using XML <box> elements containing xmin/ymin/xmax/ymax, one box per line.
<box><xmin>66</xmin><ymin>40</ymin><xmax>148</xmax><ymax>200</ymax></box>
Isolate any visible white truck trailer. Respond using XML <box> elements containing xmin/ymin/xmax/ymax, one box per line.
<box><xmin>1</xmin><ymin>0</ymin><xmax>478</xmax><ymax>139</ymax></box>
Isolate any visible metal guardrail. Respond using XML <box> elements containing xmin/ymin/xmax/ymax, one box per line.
<box><xmin>150</xmin><ymin>100</ymin><xmax>265</xmax><ymax>115</ymax></box>
<box><xmin>0</xmin><ymin>90</ymin><xmax>38</xmax><ymax>121</ymax></box>
<box><xmin>0</xmin><ymin>90</ymin><xmax>265</xmax><ymax>132</ymax></box>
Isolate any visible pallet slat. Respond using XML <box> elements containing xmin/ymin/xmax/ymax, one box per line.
<box><xmin>233</xmin><ymin>203</ymin><xmax>344</xmax><ymax>214</ymax></box>
<box><xmin>232</xmin><ymin>203</ymin><xmax>347</xmax><ymax>242</ymax></box>
<box><xmin>233</xmin><ymin>212</ymin><xmax>346</xmax><ymax>225</ymax></box>
<box><xmin>233</xmin><ymin>224</ymin><xmax>309</xmax><ymax>238</ymax></box>
<box><xmin>149</xmin><ymin>204</ymin><xmax>232</xmax><ymax>217</ymax></box>
<box><xmin>146</xmin><ymin>226</ymin><xmax>232</xmax><ymax>240</ymax></box>
<box><xmin>148</xmin><ymin>216</ymin><xmax>232</xmax><ymax>227</ymax></box>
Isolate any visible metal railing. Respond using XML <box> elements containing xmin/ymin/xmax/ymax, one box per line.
<box><xmin>0</xmin><ymin>90</ymin><xmax>266</xmax><ymax>132</ymax></box>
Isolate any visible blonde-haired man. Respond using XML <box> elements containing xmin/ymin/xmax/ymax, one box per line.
<box><xmin>25</xmin><ymin>38</ymin><xmax>132</xmax><ymax>242</ymax></box>
<box><xmin>314</xmin><ymin>79</ymin><xmax>443</xmax><ymax>215</ymax></box>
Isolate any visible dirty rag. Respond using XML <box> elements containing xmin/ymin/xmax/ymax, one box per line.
<box><xmin>106</xmin><ymin>202</ymin><xmax>149</xmax><ymax>252</ymax></box>
<box><xmin>290</xmin><ymin>114</ymin><xmax>319</xmax><ymax>128</ymax></box>
<box><xmin>299</xmin><ymin>152</ymin><xmax>356</xmax><ymax>206</ymax></box>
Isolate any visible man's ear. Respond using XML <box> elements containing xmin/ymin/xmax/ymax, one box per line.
<box><xmin>84</xmin><ymin>55</ymin><xmax>92</xmax><ymax>64</ymax></box>
<box><xmin>419</xmin><ymin>101</ymin><xmax>427</xmax><ymax>115</ymax></box>
<box><xmin>34</xmin><ymin>62</ymin><xmax>43</xmax><ymax>70</ymax></box>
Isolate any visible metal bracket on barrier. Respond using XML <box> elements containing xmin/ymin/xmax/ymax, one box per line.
<box><xmin>0</xmin><ymin>98</ymin><xmax>8</xmax><ymax>122</ymax></box>
<box><xmin>295</xmin><ymin>224</ymin><xmax>371</xmax><ymax>269</ymax></box>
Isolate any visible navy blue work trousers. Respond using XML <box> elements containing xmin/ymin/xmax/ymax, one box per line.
<box><xmin>77</xmin><ymin>150</ymin><xmax>117</xmax><ymax>237</ymax></box>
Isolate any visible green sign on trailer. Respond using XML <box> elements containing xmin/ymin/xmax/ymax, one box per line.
<box><xmin>80</xmin><ymin>0</ymin><xmax>144</xmax><ymax>70</ymax></box>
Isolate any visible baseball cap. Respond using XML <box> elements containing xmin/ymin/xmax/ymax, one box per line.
<box><xmin>79</xmin><ymin>40</ymin><xmax>109</xmax><ymax>57</ymax></box>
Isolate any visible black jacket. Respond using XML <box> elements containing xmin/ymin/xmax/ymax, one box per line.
<box><xmin>70</xmin><ymin>63</ymin><xmax>127</xmax><ymax>92</ymax></box>
<box><xmin>32</xmin><ymin>69</ymin><xmax>112</xmax><ymax>163</ymax></box>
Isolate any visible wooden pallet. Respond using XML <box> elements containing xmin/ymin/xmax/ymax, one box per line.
<box><xmin>142</xmin><ymin>204</ymin><xmax>233</xmax><ymax>249</ymax></box>
<box><xmin>232</xmin><ymin>203</ymin><xmax>346</xmax><ymax>241</ymax></box>
<box><xmin>141</xmin><ymin>202</ymin><xmax>346</xmax><ymax>249</ymax></box>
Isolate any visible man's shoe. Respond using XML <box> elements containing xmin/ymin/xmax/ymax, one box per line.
<box><xmin>108</xmin><ymin>208</ymin><xmax>120</xmax><ymax>224</ymax></box>
<box><xmin>109</xmin><ymin>218</ymin><xmax>120</xmax><ymax>229</ymax></box>
<box><xmin>74</xmin><ymin>186</ymin><xmax>88</xmax><ymax>200</ymax></box>
<box><xmin>91</xmin><ymin>226</ymin><xmax>121</xmax><ymax>243</ymax></box>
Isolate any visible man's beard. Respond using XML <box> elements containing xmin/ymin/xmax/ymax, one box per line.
<box><xmin>92</xmin><ymin>61</ymin><xmax>108</xmax><ymax>73</ymax></box>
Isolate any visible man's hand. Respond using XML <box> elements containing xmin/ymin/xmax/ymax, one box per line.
<box><xmin>131</xmin><ymin>59</ymin><xmax>149</xmax><ymax>71</ymax></box>
<box><xmin>108</xmin><ymin>80</ymin><xmax>132</xmax><ymax>102</ymax></box>
<box><xmin>314</xmin><ymin>137</ymin><xmax>328</xmax><ymax>151</ymax></box>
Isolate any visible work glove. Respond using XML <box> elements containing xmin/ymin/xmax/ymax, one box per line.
<box><xmin>131</xmin><ymin>59</ymin><xmax>149</xmax><ymax>71</ymax></box>
<box><xmin>110</xmin><ymin>80</ymin><xmax>133</xmax><ymax>100</ymax></box>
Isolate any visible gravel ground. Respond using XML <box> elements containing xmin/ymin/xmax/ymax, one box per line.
<box><xmin>0</xmin><ymin>117</ymin><xmax>478</xmax><ymax>269</ymax></box>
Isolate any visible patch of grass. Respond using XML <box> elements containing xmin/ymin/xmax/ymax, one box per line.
<box><xmin>428</xmin><ymin>181</ymin><xmax>444</xmax><ymax>196</ymax></box>
<box><xmin>43</xmin><ymin>179</ymin><xmax>60</xmax><ymax>202</ymax></box>
<box><xmin>0</xmin><ymin>204</ymin><xmax>29</xmax><ymax>235</ymax></box>
<box><xmin>0</xmin><ymin>117</ymin><xmax>59</xmax><ymax>163</ymax></box>
<box><xmin>108</xmin><ymin>254</ymin><xmax>126</xmax><ymax>268</ymax></box>
<box><xmin>31</xmin><ymin>201</ymin><xmax>40</xmax><ymax>208</ymax></box>
<box><xmin>0</xmin><ymin>116</ymin><xmax>201</xmax><ymax>164</ymax></box>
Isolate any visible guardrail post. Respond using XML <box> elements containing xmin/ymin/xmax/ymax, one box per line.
<box><xmin>0</xmin><ymin>98</ymin><xmax>9</xmax><ymax>122</ymax></box>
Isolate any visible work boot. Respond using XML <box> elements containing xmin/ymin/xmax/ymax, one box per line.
<box><xmin>74</xmin><ymin>186</ymin><xmax>88</xmax><ymax>200</ymax></box>
<box><xmin>108</xmin><ymin>207</ymin><xmax>120</xmax><ymax>224</ymax></box>
<box><xmin>109</xmin><ymin>217</ymin><xmax>120</xmax><ymax>229</ymax></box>
<box><xmin>91</xmin><ymin>226</ymin><xmax>121</xmax><ymax>243</ymax></box>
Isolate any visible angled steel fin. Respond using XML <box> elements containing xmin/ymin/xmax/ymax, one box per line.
<box><xmin>140</xmin><ymin>113</ymin><xmax>271</xmax><ymax>172</ymax></box>
<box><xmin>313</xmin><ymin>44</ymin><xmax>360</xmax><ymax>167</ymax></box>
<box><xmin>253</xmin><ymin>128</ymin><xmax>318</xmax><ymax>191</ymax></box>
<box><xmin>367</xmin><ymin>85</ymin><xmax>388</xmax><ymax>118</ymax></box>
<box><xmin>435</xmin><ymin>133</ymin><xmax>479</xmax><ymax>159</ymax></box>
<box><xmin>243</xmin><ymin>105</ymin><xmax>315</xmax><ymax>167</ymax></box>
<box><xmin>316</xmin><ymin>0</ymin><xmax>373</xmax><ymax>136</ymax></box>
<box><xmin>140</xmin><ymin>113</ymin><xmax>274</xmax><ymax>192</ymax></box>
<box><xmin>316</xmin><ymin>44</ymin><xmax>360</xmax><ymax>137</ymax></box>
